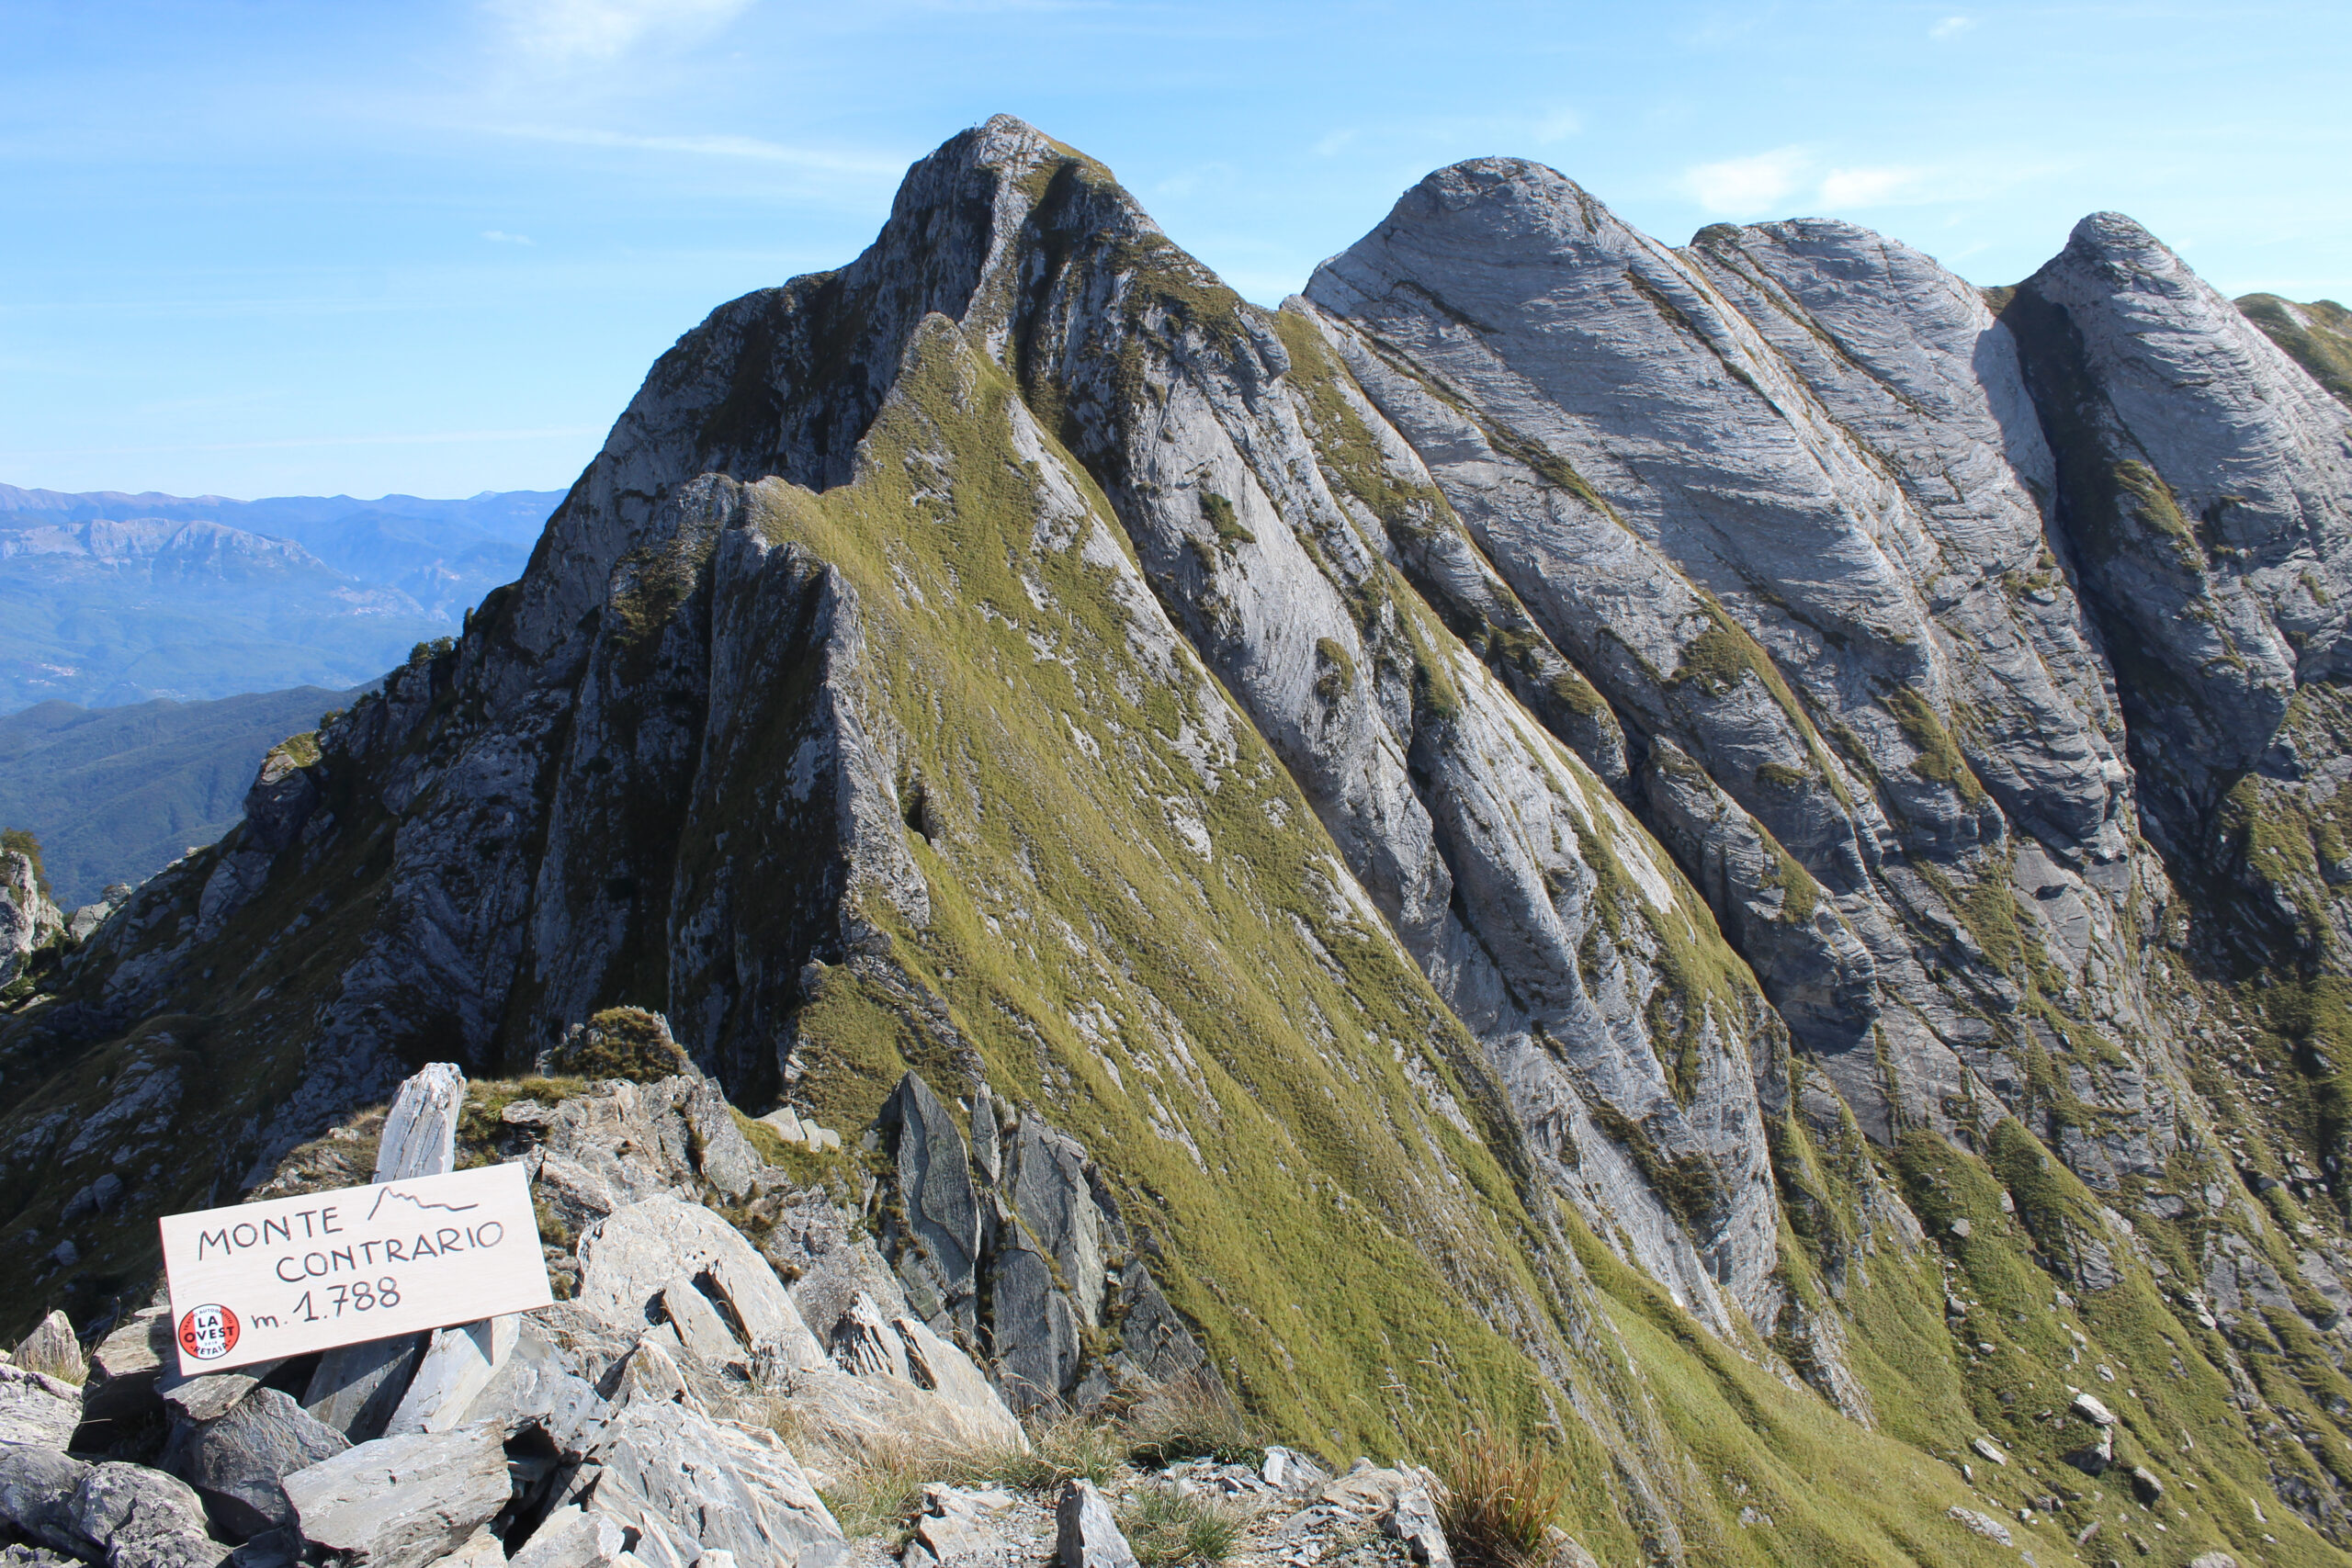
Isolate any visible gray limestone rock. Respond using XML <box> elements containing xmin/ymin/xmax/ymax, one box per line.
<box><xmin>506</xmin><ymin>1506</ymin><xmax>623</xmax><ymax>1568</ymax></box>
<box><xmin>160</xmin><ymin>1387</ymin><xmax>350</xmax><ymax>1540</ymax></box>
<box><xmin>888</xmin><ymin>1313</ymin><xmax>1025</xmax><ymax>1449</ymax></box>
<box><xmin>900</xmin><ymin>1484</ymin><xmax>1016</xmax><ymax>1568</ymax></box>
<box><xmin>2071</xmin><ymin>1391</ymin><xmax>2118</xmax><ymax>1427</ymax></box>
<box><xmin>661</xmin><ymin>1274</ymin><xmax>750</xmax><ymax>1375</ymax></box>
<box><xmin>572</xmin><ymin>1194</ymin><xmax>825</xmax><ymax>1376</ymax></box>
<box><xmin>1053</xmin><ymin>1480</ymin><xmax>1136</xmax><ymax>1568</ymax></box>
<box><xmin>1261</xmin><ymin>1448</ymin><xmax>1330</xmax><ymax>1494</ymax></box>
<box><xmin>0</xmin><ymin>1444</ymin><xmax>93</xmax><ymax>1553</ymax></box>
<box><xmin>375</xmin><ymin>1063</ymin><xmax>466</xmax><ymax>1183</ymax></box>
<box><xmin>880</xmin><ymin>1073</ymin><xmax>980</xmax><ymax>1332</ymax></box>
<box><xmin>527</xmin><ymin>1077</ymin><xmax>719</xmax><ymax>1237</ymax></box>
<box><xmin>280</xmin><ymin>1423</ymin><xmax>510</xmax><ymax>1568</ymax></box>
<box><xmin>302</xmin><ymin>1335</ymin><xmax>424</xmax><ymax>1443</ymax></box>
<box><xmin>1382</xmin><ymin>1488</ymin><xmax>1453</xmax><ymax>1568</ymax></box>
<box><xmin>0</xmin><ymin>849</ymin><xmax>63</xmax><ymax>990</ymax></box>
<box><xmin>1002</xmin><ymin>1116</ymin><xmax>1109</xmax><ymax>1329</ymax></box>
<box><xmin>162</xmin><ymin>1369</ymin><xmax>276</xmax><ymax>1426</ymax></box>
<box><xmin>600</xmin><ymin>1336</ymin><xmax>695</xmax><ymax>1414</ymax></box>
<box><xmin>304</xmin><ymin>1063</ymin><xmax>466</xmax><ymax>1439</ymax></box>
<box><xmin>14</xmin><ymin>1311</ymin><xmax>83</xmax><ymax>1382</ymax></box>
<box><xmin>1946</xmin><ymin>1507</ymin><xmax>2013</xmax><ymax>1547</ymax></box>
<box><xmin>828</xmin><ymin>1292</ymin><xmax>909</xmax><ymax>1382</ymax></box>
<box><xmin>987</xmin><ymin>1231</ymin><xmax>1079</xmax><ymax>1410</ymax></box>
<box><xmin>1109</xmin><ymin>1262</ymin><xmax>1207</xmax><ymax>1389</ymax></box>
<box><xmin>582</xmin><ymin>1396</ymin><xmax>845</xmax><ymax>1568</ymax></box>
<box><xmin>69</xmin><ymin>1461</ymin><xmax>231</xmax><ymax>1568</ymax></box>
<box><xmin>83</xmin><ymin>1308</ymin><xmax>174</xmax><ymax>1429</ymax></box>
<box><xmin>0</xmin><ymin>1361</ymin><xmax>84</xmax><ymax>1448</ymax></box>
<box><xmin>426</xmin><ymin>1528</ymin><xmax>508</xmax><ymax>1568</ymax></box>
<box><xmin>1</xmin><ymin>1543</ymin><xmax>82</xmax><ymax>1568</ymax></box>
<box><xmin>418</xmin><ymin>1317</ymin><xmax>605</xmax><ymax>1459</ymax></box>
<box><xmin>2009</xmin><ymin>213</ymin><xmax>2352</xmax><ymax>845</ymax></box>
<box><xmin>385</xmin><ymin>1318</ymin><xmax>518</xmax><ymax>1438</ymax></box>
<box><xmin>1320</xmin><ymin>1462</ymin><xmax>1417</xmax><ymax>1515</ymax></box>
<box><xmin>680</xmin><ymin>1077</ymin><xmax>761</xmax><ymax>1202</ymax></box>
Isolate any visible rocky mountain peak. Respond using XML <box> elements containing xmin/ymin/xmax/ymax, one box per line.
<box><xmin>2061</xmin><ymin>208</ymin><xmax>2183</xmax><ymax>276</ymax></box>
<box><xmin>14</xmin><ymin>119</ymin><xmax>2352</xmax><ymax>1565</ymax></box>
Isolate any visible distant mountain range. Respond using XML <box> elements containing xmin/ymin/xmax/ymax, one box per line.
<box><xmin>0</xmin><ymin>485</ymin><xmax>562</xmax><ymax>711</ymax></box>
<box><xmin>0</xmin><ymin>685</ymin><xmax>355</xmax><ymax>907</ymax></box>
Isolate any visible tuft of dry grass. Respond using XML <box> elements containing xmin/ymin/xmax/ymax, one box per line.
<box><xmin>776</xmin><ymin>1412</ymin><xmax>1119</xmax><ymax>1539</ymax></box>
<box><xmin>977</xmin><ymin>1411</ymin><xmax>1125</xmax><ymax>1491</ymax></box>
<box><xmin>1123</xmin><ymin>1375</ymin><xmax>1261</xmax><ymax>1470</ymax></box>
<box><xmin>1118</xmin><ymin>1483</ymin><xmax>1245</xmax><ymax>1567</ymax></box>
<box><xmin>813</xmin><ymin>1438</ymin><xmax>944</xmax><ymax>1539</ymax></box>
<box><xmin>1422</xmin><ymin>1422</ymin><xmax>1569</xmax><ymax>1568</ymax></box>
<box><xmin>768</xmin><ymin>1373</ymin><xmax>1263</xmax><ymax>1543</ymax></box>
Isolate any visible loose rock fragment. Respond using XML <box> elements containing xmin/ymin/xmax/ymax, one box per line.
<box><xmin>1055</xmin><ymin>1480</ymin><xmax>1138</xmax><ymax>1568</ymax></box>
<box><xmin>1382</xmin><ymin>1487</ymin><xmax>1453</xmax><ymax>1568</ymax></box>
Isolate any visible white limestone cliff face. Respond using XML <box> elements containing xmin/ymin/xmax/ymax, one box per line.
<box><xmin>2007</xmin><ymin>211</ymin><xmax>2352</xmax><ymax>854</ymax></box>
<box><xmin>1300</xmin><ymin>162</ymin><xmax>2185</xmax><ymax>1182</ymax></box>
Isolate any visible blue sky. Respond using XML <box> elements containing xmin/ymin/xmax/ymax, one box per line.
<box><xmin>3</xmin><ymin>0</ymin><xmax>2346</xmax><ymax>500</ymax></box>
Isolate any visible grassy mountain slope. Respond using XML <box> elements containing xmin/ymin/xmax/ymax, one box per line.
<box><xmin>2241</xmin><ymin>294</ymin><xmax>2352</xmax><ymax>408</ymax></box>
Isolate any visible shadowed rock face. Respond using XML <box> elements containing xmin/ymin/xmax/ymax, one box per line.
<box><xmin>14</xmin><ymin>116</ymin><xmax>2352</xmax><ymax>1562</ymax></box>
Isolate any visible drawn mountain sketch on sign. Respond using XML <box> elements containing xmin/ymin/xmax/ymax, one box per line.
<box><xmin>362</xmin><ymin>1186</ymin><xmax>483</xmax><ymax>1222</ymax></box>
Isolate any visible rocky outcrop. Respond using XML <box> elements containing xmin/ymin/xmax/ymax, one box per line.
<box><xmin>2005</xmin><ymin>213</ymin><xmax>2352</xmax><ymax>858</ymax></box>
<box><xmin>0</xmin><ymin>845</ymin><xmax>63</xmax><ymax>991</ymax></box>
<box><xmin>869</xmin><ymin>1071</ymin><xmax>1209</xmax><ymax>1412</ymax></box>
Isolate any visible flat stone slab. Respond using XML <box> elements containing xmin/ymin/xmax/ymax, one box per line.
<box><xmin>282</xmin><ymin>1423</ymin><xmax>510</xmax><ymax>1568</ymax></box>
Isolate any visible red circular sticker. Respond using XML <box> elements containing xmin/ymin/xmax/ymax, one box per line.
<box><xmin>176</xmin><ymin>1304</ymin><xmax>240</xmax><ymax>1362</ymax></box>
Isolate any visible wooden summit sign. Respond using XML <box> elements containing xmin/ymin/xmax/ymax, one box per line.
<box><xmin>157</xmin><ymin>1163</ymin><xmax>551</xmax><ymax>1375</ymax></box>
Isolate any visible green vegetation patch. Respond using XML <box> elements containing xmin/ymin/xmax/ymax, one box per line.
<box><xmin>2112</xmin><ymin>459</ymin><xmax>2205</xmax><ymax>570</ymax></box>
<box><xmin>1884</xmin><ymin>688</ymin><xmax>1986</xmax><ymax>805</ymax></box>
<box><xmin>1198</xmin><ymin>491</ymin><xmax>1253</xmax><ymax>547</ymax></box>
<box><xmin>544</xmin><ymin>1005</ymin><xmax>694</xmax><ymax>1082</ymax></box>
<box><xmin>1269</xmin><ymin>309</ymin><xmax>1452</xmax><ymax>537</ymax></box>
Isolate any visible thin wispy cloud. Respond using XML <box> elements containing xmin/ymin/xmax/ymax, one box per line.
<box><xmin>1929</xmin><ymin>16</ymin><xmax>1974</xmax><ymax>40</ymax></box>
<box><xmin>1683</xmin><ymin>151</ymin><xmax>2011</xmax><ymax>217</ymax></box>
<box><xmin>1312</xmin><ymin>129</ymin><xmax>1357</xmax><ymax>158</ymax></box>
<box><xmin>486</xmin><ymin>0</ymin><xmax>753</xmax><ymax>62</ymax></box>
<box><xmin>1683</xmin><ymin>147</ymin><xmax>1810</xmax><ymax>215</ymax></box>
<box><xmin>481</xmin><ymin>230</ymin><xmax>536</xmax><ymax>245</ymax></box>
<box><xmin>1817</xmin><ymin>166</ymin><xmax>1921</xmax><ymax>207</ymax></box>
<box><xmin>487</xmin><ymin>123</ymin><xmax>904</xmax><ymax>175</ymax></box>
